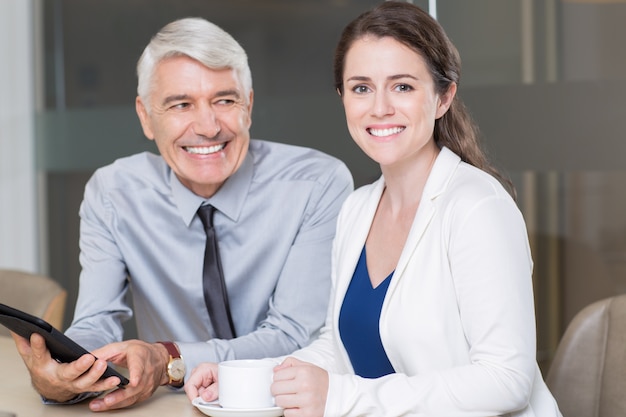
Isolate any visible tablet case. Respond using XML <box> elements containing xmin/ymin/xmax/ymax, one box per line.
<box><xmin>0</xmin><ymin>303</ymin><xmax>129</xmax><ymax>387</ymax></box>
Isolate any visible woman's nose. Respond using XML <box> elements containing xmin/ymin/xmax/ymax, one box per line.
<box><xmin>371</xmin><ymin>92</ymin><xmax>394</xmax><ymax>117</ymax></box>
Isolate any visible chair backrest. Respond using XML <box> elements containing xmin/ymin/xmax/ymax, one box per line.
<box><xmin>546</xmin><ymin>294</ymin><xmax>626</xmax><ymax>417</ymax></box>
<box><xmin>0</xmin><ymin>269</ymin><xmax>67</xmax><ymax>337</ymax></box>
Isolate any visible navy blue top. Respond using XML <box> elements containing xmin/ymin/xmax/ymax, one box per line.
<box><xmin>338</xmin><ymin>246</ymin><xmax>395</xmax><ymax>378</ymax></box>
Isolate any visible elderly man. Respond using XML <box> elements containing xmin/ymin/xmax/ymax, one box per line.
<box><xmin>12</xmin><ymin>17</ymin><xmax>352</xmax><ymax>411</ymax></box>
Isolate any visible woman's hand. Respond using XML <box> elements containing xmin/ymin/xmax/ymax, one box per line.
<box><xmin>272</xmin><ymin>357</ymin><xmax>328</xmax><ymax>417</ymax></box>
<box><xmin>185</xmin><ymin>362</ymin><xmax>219</xmax><ymax>402</ymax></box>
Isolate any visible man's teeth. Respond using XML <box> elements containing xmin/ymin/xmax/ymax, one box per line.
<box><xmin>369</xmin><ymin>127</ymin><xmax>405</xmax><ymax>137</ymax></box>
<box><xmin>185</xmin><ymin>143</ymin><xmax>225</xmax><ymax>155</ymax></box>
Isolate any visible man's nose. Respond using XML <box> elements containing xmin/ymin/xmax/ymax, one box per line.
<box><xmin>192</xmin><ymin>105</ymin><xmax>220</xmax><ymax>137</ymax></box>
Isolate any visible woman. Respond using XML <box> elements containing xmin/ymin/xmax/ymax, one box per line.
<box><xmin>186</xmin><ymin>2</ymin><xmax>562</xmax><ymax>416</ymax></box>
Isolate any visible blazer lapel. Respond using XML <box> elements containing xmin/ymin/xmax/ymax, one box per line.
<box><xmin>387</xmin><ymin>147</ymin><xmax>461</xmax><ymax>294</ymax></box>
<box><xmin>335</xmin><ymin>178</ymin><xmax>385</xmax><ymax>301</ymax></box>
<box><xmin>391</xmin><ymin>197</ymin><xmax>436</xmax><ymax>288</ymax></box>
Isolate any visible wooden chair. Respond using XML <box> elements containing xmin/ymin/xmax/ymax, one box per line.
<box><xmin>0</xmin><ymin>269</ymin><xmax>67</xmax><ymax>337</ymax></box>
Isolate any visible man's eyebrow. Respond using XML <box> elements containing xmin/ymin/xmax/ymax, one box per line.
<box><xmin>161</xmin><ymin>90</ymin><xmax>241</xmax><ymax>107</ymax></box>
<box><xmin>215</xmin><ymin>89</ymin><xmax>241</xmax><ymax>99</ymax></box>
<box><xmin>162</xmin><ymin>94</ymin><xmax>190</xmax><ymax>107</ymax></box>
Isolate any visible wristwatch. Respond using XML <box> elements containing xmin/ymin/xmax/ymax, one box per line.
<box><xmin>158</xmin><ymin>341</ymin><xmax>185</xmax><ymax>388</ymax></box>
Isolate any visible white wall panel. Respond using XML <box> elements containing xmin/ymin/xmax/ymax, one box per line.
<box><xmin>0</xmin><ymin>0</ymin><xmax>38</xmax><ymax>272</ymax></box>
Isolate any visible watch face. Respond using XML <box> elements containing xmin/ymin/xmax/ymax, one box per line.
<box><xmin>168</xmin><ymin>358</ymin><xmax>186</xmax><ymax>380</ymax></box>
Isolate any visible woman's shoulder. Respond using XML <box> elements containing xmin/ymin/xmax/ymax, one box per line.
<box><xmin>432</xmin><ymin>148</ymin><xmax>513</xmax><ymax>204</ymax></box>
<box><xmin>449</xmin><ymin>161</ymin><xmax>513</xmax><ymax>204</ymax></box>
<box><xmin>428</xmin><ymin>149</ymin><xmax>520</xmax><ymax>227</ymax></box>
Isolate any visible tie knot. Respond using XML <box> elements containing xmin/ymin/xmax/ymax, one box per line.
<box><xmin>198</xmin><ymin>204</ymin><xmax>216</xmax><ymax>230</ymax></box>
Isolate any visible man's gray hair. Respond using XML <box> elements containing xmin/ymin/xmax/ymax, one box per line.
<box><xmin>137</xmin><ymin>17</ymin><xmax>252</xmax><ymax>110</ymax></box>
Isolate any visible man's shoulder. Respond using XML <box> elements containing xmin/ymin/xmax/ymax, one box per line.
<box><xmin>249</xmin><ymin>139</ymin><xmax>339</xmax><ymax>162</ymax></box>
<box><xmin>249</xmin><ymin>139</ymin><xmax>350</xmax><ymax>183</ymax></box>
<box><xmin>89</xmin><ymin>151</ymin><xmax>168</xmax><ymax>190</ymax></box>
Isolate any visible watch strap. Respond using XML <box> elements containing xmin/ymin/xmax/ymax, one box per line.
<box><xmin>157</xmin><ymin>341</ymin><xmax>184</xmax><ymax>387</ymax></box>
<box><xmin>159</xmin><ymin>341</ymin><xmax>181</xmax><ymax>359</ymax></box>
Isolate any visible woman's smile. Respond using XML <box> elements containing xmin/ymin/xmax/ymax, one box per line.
<box><xmin>367</xmin><ymin>126</ymin><xmax>406</xmax><ymax>138</ymax></box>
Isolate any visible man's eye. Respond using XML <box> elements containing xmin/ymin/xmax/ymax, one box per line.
<box><xmin>171</xmin><ymin>102</ymin><xmax>189</xmax><ymax>110</ymax></box>
<box><xmin>215</xmin><ymin>99</ymin><xmax>236</xmax><ymax>106</ymax></box>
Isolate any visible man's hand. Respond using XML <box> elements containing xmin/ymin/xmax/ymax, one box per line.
<box><xmin>11</xmin><ymin>332</ymin><xmax>121</xmax><ymax>403</ymax></box>
<box><xmin>184</xmin><ymin>362</ymin><xmax>220</xmax><ymax>402</ymax></box>
<box><xmin>86</xmin><ymin>339</ymin><xmax>170</xmax><ymax>411</ymax></box>
<box><xmin>272</xmin><ymin>357</ymin><xmax>328</xmax><ymax>417</ymax></box>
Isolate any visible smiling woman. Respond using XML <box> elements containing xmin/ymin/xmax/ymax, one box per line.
<box><xmin>340</xmin><ymin>36</ymin><xmax>453</xmax><ymax>182</ymax></box>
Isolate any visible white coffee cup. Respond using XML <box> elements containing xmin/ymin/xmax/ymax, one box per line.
<box><xmin>218</xmin><ymin>359</ymin><xmax>277</xmax><ymax>409</ymax></box>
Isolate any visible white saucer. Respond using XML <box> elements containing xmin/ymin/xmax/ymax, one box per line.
<box><xmin>192</xmin><ymin>397</ymin><xmax>283</xmax><ymax>417</ymax></box>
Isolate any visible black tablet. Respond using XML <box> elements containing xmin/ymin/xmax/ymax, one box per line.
<box><xmin>0</xmin><ymin>303</ymin><xmax>129</xmax><ymax>387</ymax></box>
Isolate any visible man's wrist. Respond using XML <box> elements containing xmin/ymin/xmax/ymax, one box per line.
<box><xmin>157</xmin><ymin>341</ymin><xmax>185</xmax><ymax>388</ymax></box>
<box><xmin>156</xmin><ymin>342</ymin><xmax>171</xmax><ymax>386</ymax></box>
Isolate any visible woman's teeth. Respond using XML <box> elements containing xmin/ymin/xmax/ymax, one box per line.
<box><xmin>368</xmin><ymin>127</ymin><xmax>405</xmax><ymax>137</ymax></box>
<box><xmin>184</xmin><ymin>143</ymin><xmax>226</xmax><ymax>154</ymax></box>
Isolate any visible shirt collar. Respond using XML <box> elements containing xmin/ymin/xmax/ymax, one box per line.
<box><xmin>170</xmin><ymin>152</ymin><xmax>253</xmax><ymax>227</ymax></box>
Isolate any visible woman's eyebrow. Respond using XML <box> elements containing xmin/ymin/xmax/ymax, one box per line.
<box><xmin>345</xmin><ymin>75</ymin><xmax>371</xmax><ymax>83</ymax></box>
<box><xmin>345</xmin><ymin>74</ymin><xmax>419</xmax><ymax>83</ymax></box>
<box><xmin>388</xmin><ymin>74</ymin><xmax>419</xmax><ymax>81</ymax></box>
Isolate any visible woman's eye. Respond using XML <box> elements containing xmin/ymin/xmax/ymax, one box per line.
<box><xmin>352</xmin><ymin>85</ymin><xmax>370</xmax><ymax>94</ymax></box>
<box><xmin>395</xmin><ymin>84</ymin><xmax>413</xmax><ymax>92</ymax></box>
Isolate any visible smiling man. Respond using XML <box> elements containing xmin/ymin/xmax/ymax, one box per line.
<box><xmin>11</xmin><ymin>17</ymin><xmax>353</xmax><ymax>411</ymax></box>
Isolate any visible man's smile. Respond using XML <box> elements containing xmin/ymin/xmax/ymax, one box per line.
<box><xmin>183</xmin><ymin>143</ymin><xmax>226</xmax><ymax>155</ymax></box>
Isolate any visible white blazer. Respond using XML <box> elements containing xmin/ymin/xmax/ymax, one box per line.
<box><xmin>292</xmin><ymin>148</ymin><xmax>562</xmax><ymax>417</ymax></box>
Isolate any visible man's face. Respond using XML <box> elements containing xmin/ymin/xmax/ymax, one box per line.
<box><xmin>136</xmin><ymin>55</ymin><xmax>253</xmax><ymax>198</ymax></box>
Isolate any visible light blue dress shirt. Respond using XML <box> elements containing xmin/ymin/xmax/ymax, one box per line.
<box><xmin>65</xmin><ymin>139</ymin><xmax>353</xmax><ymax>376</ymax></box>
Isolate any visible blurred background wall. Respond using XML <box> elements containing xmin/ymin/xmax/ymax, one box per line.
<box><xmin>2</xmin><ymin>0</ymin><xmax>626</xmax><ymax>373</ymax></box>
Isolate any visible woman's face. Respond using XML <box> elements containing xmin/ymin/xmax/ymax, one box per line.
<box><xmin>341</xmin><ymin>35</ymin><xmax>454</xmax><ymax>170</ymax></box>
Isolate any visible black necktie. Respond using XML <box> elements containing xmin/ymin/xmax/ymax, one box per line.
<box><xmin>197</xmin><ymin>205</ymin><xmax>236</xmax><ymax>339</ymax></box>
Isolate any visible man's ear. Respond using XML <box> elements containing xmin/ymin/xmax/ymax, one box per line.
<box><xmin>244</xmin><ymin>90</ymin><xmax>254</xmax><ymax>129</ymax></box>
<box><xmin>435</xmin><ymin>82</ymin><xmax>457</xmax><ymax>120</ymax></box>
<box><xmin>135</xmin><ymin>96</ymin><xmax>155</xmax><ymax>140</ymax></box>
<box><xmin>247</xmin><ymin>90</ymin><xmax>254</xmax><ymax>116</ymax></box>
